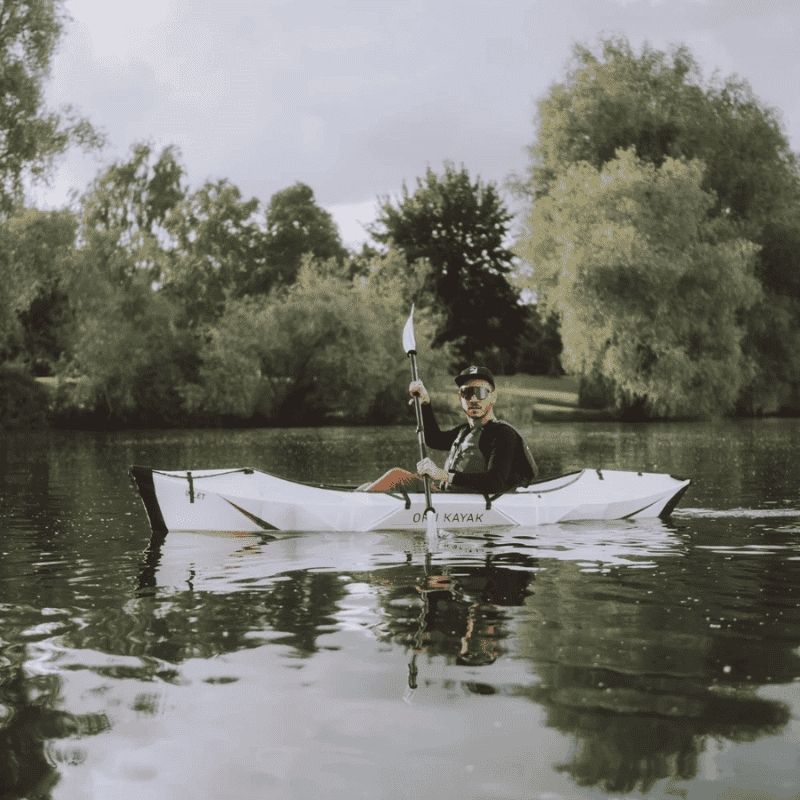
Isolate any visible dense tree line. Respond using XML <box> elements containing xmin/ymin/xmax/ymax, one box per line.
<box><xmin>40</xmin><ymin>144</ymin><xmax>456</xmax><ymax>426</ymax></box>
<box><xmin>0</xmin><ymin>143</ymin><xmax>460</xmax><ymax>426</ymax></box>
<box><xmin>1</xmin><ymin>4</ymin><xmax>799</xmax><ymax>425</ymax></box>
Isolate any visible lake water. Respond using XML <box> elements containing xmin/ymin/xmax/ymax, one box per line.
<box><xmin>1</xmin><ymin>419</ymin><xmax>800</xmax><ymax>800</ymax></box>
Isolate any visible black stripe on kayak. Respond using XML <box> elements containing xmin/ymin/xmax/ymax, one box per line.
<box><xmin>223</xmin><ymin>498</ymin><xmax>279</xmax><ymax>530</ymax></box>
<box><xmin>659</xmin><ymin>481</ymin><xmax>690</xmax><ymax>519</ymax></box>
<box><xmin>129</xmin><ymin>466</ymin><xmax>168</xmax><ymax>534</ymax></box>
<box><xmin>621</xmin><ymin>482</ymin><xmax>690</xmax><ymax>520</ymax></box>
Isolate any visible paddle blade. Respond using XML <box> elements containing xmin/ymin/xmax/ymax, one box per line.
<box><xmin>424</xmin><ymin>509</ymin><xmax>438</xmax><ymax>549</ymax></box>
<box><xmin>402</xmin><ymin>304</ymin><xmax>417</xmax><ymax>354</ymax></box>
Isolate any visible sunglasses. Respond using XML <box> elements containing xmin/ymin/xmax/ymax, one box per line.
<box><xmin>459</xmin><ymin>385</ymin><xmax>492</xmax><ymax>400</ymax></box>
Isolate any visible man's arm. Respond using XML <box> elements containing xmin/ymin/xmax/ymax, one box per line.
<box><xmin>420</xmin><ymin>403</ymin><xmax>461</xmax><ymax>451</ymax></box>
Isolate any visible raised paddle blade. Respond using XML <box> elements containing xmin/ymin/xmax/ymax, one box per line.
<box><xmin>402</xmin><ymin>304</ymin><xmax>417</xmax><ymax>354</ymax></box>
<box><xmin>403</xmin><ymin>303</ymin><xmax>437</xmax><ymax>546</ymax></box>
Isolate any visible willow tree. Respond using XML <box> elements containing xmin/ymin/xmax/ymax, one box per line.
<box><xmin>524</xmin><ymin>36</ymin><xmax>800</xmax><ymax>413</ymax></box>
<box><xmin>519</xmin><ymin>149</ymin><xmax>758</xmax><ymax>418</ymax></box>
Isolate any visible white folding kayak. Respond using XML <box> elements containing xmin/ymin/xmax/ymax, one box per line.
<box><xmin>129</xmin><ymin>466</ymin><xmax>690</xmax><ymax>533</ymax></box>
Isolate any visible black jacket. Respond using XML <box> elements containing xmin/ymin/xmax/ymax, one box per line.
<box><xmin>421</xmin><ymin>405</ymin><xmax>535</xmax><ymax>494</ymax></box>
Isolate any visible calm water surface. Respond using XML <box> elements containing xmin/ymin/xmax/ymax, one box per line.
<box><xmin>1</xmin><ymin>420</ymin><xmax>800</xmax><ymax>800</ymax></box>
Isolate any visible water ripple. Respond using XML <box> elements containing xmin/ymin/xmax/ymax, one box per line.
<box><xmin>678</xmin><ymin>507</ymin><xmax>800</xmax><ymax>519</ymax></box>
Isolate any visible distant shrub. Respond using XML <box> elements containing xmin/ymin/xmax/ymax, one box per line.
<box><xmin>186</xmin><ymin>256</ymin><xmax>452</xmax><ymax>424</ymax></box>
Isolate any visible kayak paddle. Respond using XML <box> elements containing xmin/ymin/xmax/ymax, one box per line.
<box><xmin>402</xmin><ymin>305</ymin><xmax>439</xmax><ymax>545</ymax></box>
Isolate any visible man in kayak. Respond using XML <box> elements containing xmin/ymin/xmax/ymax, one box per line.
<box><xmin>411</xmin><ymin>365</ymin><xmax>538</xmax><ymax>494</ymax></box>
<box><xmin>362</xmin><ymin>366</ymin><xmax>537</xmax><ymax>494</ymax></box>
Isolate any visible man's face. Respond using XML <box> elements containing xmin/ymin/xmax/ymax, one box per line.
<box><xmin>459</xmin><ymin>379</ymin><xmax>495</xmax><ymax>419</ymax></box>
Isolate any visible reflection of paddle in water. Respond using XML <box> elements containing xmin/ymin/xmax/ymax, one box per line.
<box><xmin>405</xmin><ymin>551</ymin><xmax>433</xmax><ymax>694</ymax></box>
<box><xmin>404</xmin><ymin>552</ymin><xmax>529</xmax><ymax>698</ymax></box>
<box><xmin>457</xmin><ymin>603</ymin><xmax>497</xmax><ymax>667</ymax></box>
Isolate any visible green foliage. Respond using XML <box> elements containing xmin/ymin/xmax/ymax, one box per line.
<box><xmin>0</xmin><ymin>0</ymin><xmax>94</xmax><ymax>377</ymax></box>
<box><xmin>162</xmin><ymin>179</ymin><xmax>266</xmax><ymax>325</ymax></box>
<box><xmin>740</xmin><ymin>217</ymin><xmax>800</xmax><ymax>413</ymax></box>
<box><xmin>0</xmin><ymin>0</ymin><xmax>100</xmax><ymax>215</ymax></box>
<box><xmin>57</xmin><ymin>144</ymin><xmax>439</xmax><ymax>426</ymax></box>
<box><xmin>513</xmin><ymin>307</ymin><xmax>563</xmax><ymax>376</ymax></box>
<box><xmin>529</xmin><ymin>37</ymin><xmax>798</xmax><ymax>223</ymax></box>
<box><xmin>187</xmin><ymin>256</ymin><xmax>450</xmax><ymax>424</ymax></box>
<box><xmin>54</xmin><ymin>145</ymin><xmax>196</xmax><ymax>424</ymax></box>
<box><xmin>372</xmin><ymin>162</ymin><xmax>528</xmax><ymax>371</ymax></box>
<box><xmin>0</xmin><ymin>208</ymin><xmax>77</xmax><ymax>372</ymax></box>
<box><xmin>60</xmin><ymin>274</ymin><xmax>195</xmax><ymax>425</ymax></box>
<box><xmin>519</xmin><ymin>149</ymin><xmax>759</xmax><ymax>418</ymax></box>
<box><xmin>78</xmin><ymin>143</ymin><xmax>185</xmax><ymax>286</ymax></box>
<box><xmin>738</xmin><ymin>293</ymin><xmax>800</xmax><ymax>415</ymax></box>
<box><xmin>180</xmin><ymin>296</ymin><xmax>272</xmax><ymax>420</ymax></box>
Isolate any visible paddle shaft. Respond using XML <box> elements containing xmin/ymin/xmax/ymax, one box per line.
<box><xmin>408</xmin><ymin>351</ymin><xmax>435</xmax><ymax>516</ymax></box>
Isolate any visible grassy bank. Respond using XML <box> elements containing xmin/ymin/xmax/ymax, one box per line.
<box><xmin>28</xmin><ymin>374</ymin><xmax>612</xmax><ymax>429</ymax></box>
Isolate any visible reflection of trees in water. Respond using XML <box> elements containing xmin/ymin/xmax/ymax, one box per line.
<box><xmin>543</xmin><ymin>685</ymin><xmax>787</xmax><ymax>794</ymax></box>
<box><xmin>535</xmin><ymin>423</ymin><xmax>751</xmax><ymax>504</ymax></box>
<box><xmin>513</xmin><ymin>554</ymin><xmax>797</xmax><ymax>795</ymax></box>
<box><xmin>4</xmin><ymin>498</ymin><xmax>800</xmax><ymax>799</ymax></box>
<box><xmin>53</xmin><ymin>534</ymin><xmax>349</xmax><ymax>670</ymax></box>
<box><xmin>364</xmin><ymin>539</ymin><xmax>800</xmax><ymax>796</ymax></box>
<box><xmin>0</xmin><ymin>631</ymin><xmax>110</xmax><ymax>800</ymax></box>
<box><xmin>0</xmin><ymin>532</ymin><xmax>347</xmax><ymax>800</ymax></box>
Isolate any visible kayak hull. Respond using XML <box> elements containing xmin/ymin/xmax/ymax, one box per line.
<box><xmin>129</xmin><ymin>466</ymin><xmax>691</xmax><ymax>533</ymax></box>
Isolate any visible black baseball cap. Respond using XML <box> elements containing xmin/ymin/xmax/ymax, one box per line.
<box><xmin>454</xmin><ymin>365</ymin><xmax>495</xmax><ymax>388</ymax></box>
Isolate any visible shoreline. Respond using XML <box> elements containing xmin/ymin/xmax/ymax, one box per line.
<box><xmin>16</xmin><ymin>374</ymin><xmax>797</xmax><ymax>430</ymax></box>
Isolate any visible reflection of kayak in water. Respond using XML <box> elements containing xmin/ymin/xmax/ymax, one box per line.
<box><xmin>137</xmin><ymin>530</ymin><xmax>263</xmax><ymax>592</ymax></box>
<box><xmin>129</xmin><ymin>466</ymin><xmax>690</xmax><ymax>533</ymax></box>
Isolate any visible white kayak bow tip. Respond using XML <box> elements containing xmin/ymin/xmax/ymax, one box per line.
<box><xmin>402</xmin><ymin>304</ymin><xmax>417</xmax><ymax>354</ymax></box>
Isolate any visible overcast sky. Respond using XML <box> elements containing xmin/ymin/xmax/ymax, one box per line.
<box><xmin>35</xmin><ymin>0</ymin><xmax>800</xmax><ymax>246</ymax></box>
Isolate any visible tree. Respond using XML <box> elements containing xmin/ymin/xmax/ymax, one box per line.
<box><xmin>57</xmin><ymin>144</ymin><xmax>194</xmax><ymax>424</ymax></box>
<box><xmin>0</xmin><ymin>0</ymin><xmax>99</xmax><ymax>215</ymax></box>
<box><xmin>162</xmin><ymin>179</ymin><xmax>267</xmax><ymax>325</ymax></box>
<box><xmin>524</xmin><ymin>36</ymin><xmax>800</xmax><ymax>412</ymax></box>
<box><xmin>0</xmin><ymin>0</ymin><xmax>97</xmax><ymax>422</ymax></box>
<box><xmin>246</xmin><ymin>182</ymin><xmax>346</xmax><ymax>292</ymax></box>
<box><xmin>518</xmin><ymin>149</ymin><xmax>759</xmax><ymax>418</ymax></box>
<box><xmin>0</xmin><ymin>208</ymin><xmax>76</xmax><ymax>373</ymax></box>
<box><xmin>78</xmin><ymin>142</ymin><xmax>185</xmax><ymax>285</ymax></box>
<box><xmin>372</xmin><ymin>162</ymin><xmax>527</xmax><ymax>372</ymax></box>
